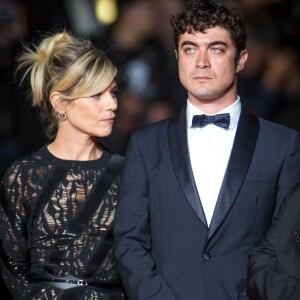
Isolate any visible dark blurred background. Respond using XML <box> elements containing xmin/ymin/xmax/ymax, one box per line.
<box><xmin>1</xmin><ymin>0</ymin><xmax>300</xmax><ymax>177</ymax></box>
<box><xmin>0</xmin><ymin>0</ymin><xmax>300</xmax><ymax>296</ymax></box>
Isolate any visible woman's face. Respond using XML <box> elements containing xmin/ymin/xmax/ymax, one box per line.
<box><xmin>64</xmin><ymin>80</ymin><xmax>118</xmax><ymax>138</ymax></box>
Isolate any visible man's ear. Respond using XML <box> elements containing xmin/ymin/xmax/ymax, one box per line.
<box><xmin>174</xmin><ymin>49</ymin><xmax>178</xmax><ymax>60</ymax></box>
<box><xmin>236</xmin><ymin>49</ymin><xmax>248</xmax><ymax>73</ymax></box>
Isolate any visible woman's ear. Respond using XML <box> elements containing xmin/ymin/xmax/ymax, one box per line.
<box><xmin>50</xmin><ymin>92</ymin><xmax>65</xmax><ymax>113</ymax></box>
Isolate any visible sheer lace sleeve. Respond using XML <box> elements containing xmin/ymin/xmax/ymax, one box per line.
<box><xmin>0</xmin><ymin>162</ymin><xmax>30</xmax><ymax>298</ymax></box>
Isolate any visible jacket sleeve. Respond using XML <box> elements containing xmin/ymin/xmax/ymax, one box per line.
<box><xmin>247</xmin><ymin>183</ymin><xmax>300</xmax><ymax>300</ymax></box>
<box><xmin>274</xmin><ymin>130</ymin><xmax>300</xmax><ymax>217</ymax></box>
<box><xmin>113</xmin><ymin>133</ymin><xmax>178</xmax><ymax>300</ymax></box>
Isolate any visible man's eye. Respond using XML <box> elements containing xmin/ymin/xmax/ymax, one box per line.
<box><xmin>211</xmin><ymin>47</ymin><xmax>224</xmax><ymax>53</ymax></box>
<box><xmin>184</xmin><ymin>47</ymin><xmax>195</xmax><ymax>53</ymax></box>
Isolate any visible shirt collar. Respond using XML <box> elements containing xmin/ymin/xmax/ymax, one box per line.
<box><xmin>186</xmin><ymin>97</ymin><xmax>241</xmax><ymax>130</ymax></box>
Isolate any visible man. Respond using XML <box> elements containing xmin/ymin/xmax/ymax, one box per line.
<box><xmin>113</xmin><ymin>1</ymin><xmax>300</xmax><ymax>299</ymax></box>
<box><xmin>247</xmin><ymin>183</ymin><xmax>300</xmax><ymax>300</ymax></box>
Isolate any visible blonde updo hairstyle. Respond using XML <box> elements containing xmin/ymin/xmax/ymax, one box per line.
<box><xmin>16</xmin><ymin>30</ymin><xmax>117</xmax><ymax>139</ymax></box>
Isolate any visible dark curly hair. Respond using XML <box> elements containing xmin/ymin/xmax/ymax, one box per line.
<box><xmin>170</xmin><ymin>0</ymin><xmax>247</xmax><ymax>60</ymax></box>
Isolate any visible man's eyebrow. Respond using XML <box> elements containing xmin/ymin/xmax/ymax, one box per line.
<box><xmin>180</xmin><ymin>40</ymin><xmax>228</xmax><ymax>48</ymax></box>
<box><xmin>209</xmin><ymin>41</ymin><xmax>228</xmax><ymax>47</ymax></box>
<box><xmin>180</xmin><ymin>41</ymin><xmax>198</xmax><ymax>47</ymax></box>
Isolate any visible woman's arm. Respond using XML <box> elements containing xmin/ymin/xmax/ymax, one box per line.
<box><xmin>0</xmin><ymin>171</ymin><xmax>30</xmax><ymax>298</ymax></box>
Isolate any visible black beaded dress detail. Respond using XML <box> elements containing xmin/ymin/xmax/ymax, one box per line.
<box><xmin>0</xmin><ymin>145</ymin><xmax>126</xmax><ymax>299</ymax></box>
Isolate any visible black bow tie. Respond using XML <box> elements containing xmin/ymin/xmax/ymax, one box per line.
<box><xmin>192</xmin><ymin>113</ymin><xmax>230</xmax><ymax>129</ymax></box>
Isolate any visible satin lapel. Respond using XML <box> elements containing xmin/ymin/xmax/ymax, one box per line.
<box><xmin>168</xmin><ymin>107</ymin><xmax>207</xmax><ymax>226</ymax></box>
<box><xmin>207</xmin><ymin>107</ymin><xmax>260</xmax><ymax>240</ymax></box>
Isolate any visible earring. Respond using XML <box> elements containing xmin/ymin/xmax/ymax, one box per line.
<box><xmin>57</xmin><ymin>112</ymin><xmax>67</xmax><ymax>120</ymax></box>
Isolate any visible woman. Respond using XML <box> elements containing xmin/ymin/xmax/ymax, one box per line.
<box><xmin>0</xmin><ymin>30</ymin><xmax>126</xmax><ymax>299</ymax></box>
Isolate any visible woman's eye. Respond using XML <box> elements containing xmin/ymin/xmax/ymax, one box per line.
<box><xmin>111</xmin><ymin>90</ymin><xmax>118</xmax><ymax>98</ymax></box>
<box><xmin>91</xmin><ymin>93</ymin><xmax>101</xmax><ymax>98</ymax></box>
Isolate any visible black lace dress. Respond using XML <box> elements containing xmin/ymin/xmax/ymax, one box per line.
<box><xmin>0</xmin><ymin>145</ymin><xmax>126</xmax><ymax>299</ymax></box>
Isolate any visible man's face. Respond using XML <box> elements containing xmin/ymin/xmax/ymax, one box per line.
<box><xmin>176</xmin><ymin>26</ymin><xmax>248</xmax><ymax>110</ymax></box>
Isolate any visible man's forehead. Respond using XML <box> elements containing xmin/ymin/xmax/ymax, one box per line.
<box><xmin>178</xmin><ymin>27</ymin><xmax>232</xmax><ymax>45</ymax></box>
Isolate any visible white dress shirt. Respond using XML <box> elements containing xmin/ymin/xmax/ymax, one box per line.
<box><xmin>187</xmin><ymin>98</ymin><xmax>241</xmax><ymax>226</ymax></box>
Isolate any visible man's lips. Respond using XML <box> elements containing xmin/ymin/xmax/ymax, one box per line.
<box><xmin>193</xmin><ymin>76</ymin><xmax>211</xmax><ymax>80</ymax></box>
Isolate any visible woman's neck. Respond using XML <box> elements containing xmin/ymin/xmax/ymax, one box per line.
<box><xmin>47</xmin><ymin>134</ymin><xmax>102</xmax><ymax>161</ymax></box>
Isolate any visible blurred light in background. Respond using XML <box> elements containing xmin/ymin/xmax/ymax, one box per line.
<box><xmin>95</xmin><ymin>0</ymin><xmax>118</xmax><ymax>25</ymax></box>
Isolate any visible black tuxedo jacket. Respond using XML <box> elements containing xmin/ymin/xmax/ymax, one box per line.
<box><xmin>247</xmin><ymin>183</ymin><xmax>300</xmax><ymax>300</ymax></box>
<box><xmin>114</xmin><ymin>105</ymin><xmax>300</xmax><ymax>300</ymax></box>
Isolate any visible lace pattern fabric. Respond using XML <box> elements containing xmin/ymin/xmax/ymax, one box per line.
<box><xmin>0</xmin><ymin>145</ymin><xmax>125</xmax><ymax>299</ymax></box>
